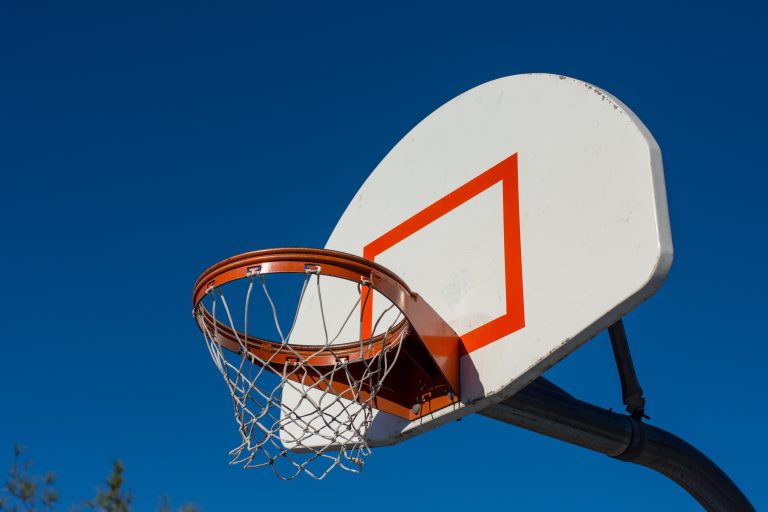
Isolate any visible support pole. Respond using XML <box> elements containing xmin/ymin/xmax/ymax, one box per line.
<box><xmin>479</xmin><ymin>377</ymin><xmax>754</xmax><ymax>511</ymax></box>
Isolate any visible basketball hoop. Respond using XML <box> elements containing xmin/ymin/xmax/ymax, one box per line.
<box><xmin>192</xmin><ymin>248</ymin><xmax>460</xmax><ymax>479</ymax></box>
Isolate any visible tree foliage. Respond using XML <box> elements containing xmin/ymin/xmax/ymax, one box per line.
<box><xmin>0</xmin><ymin>446</ymin><xmax>58</xmax><ymax>512</ymax></box>
<box><xmin>0</xmin><ymin>447</ymin><xmax>197</xmax><ymax>512</ymax></box>
<box><xmin>84</xmin><ymin>460</ymin><xmax>132</xmax><ymax>512</ymax></box>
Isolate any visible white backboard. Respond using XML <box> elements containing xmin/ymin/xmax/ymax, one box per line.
<box><xmin>284</xmin><ymin>73</ymin><xmax>672</xmax><ymax>447</ymax></box>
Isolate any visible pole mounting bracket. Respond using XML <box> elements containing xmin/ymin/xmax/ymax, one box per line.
<box><xmin>608</xmin><ymin>319</ymin><xmax>647</xmax><ymax>420</ymax></box>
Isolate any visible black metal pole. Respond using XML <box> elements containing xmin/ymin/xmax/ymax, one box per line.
<box><xmin>479</xmin><ymin>377</ymin><xmax>754</xmax><ymax>511</ymax></box>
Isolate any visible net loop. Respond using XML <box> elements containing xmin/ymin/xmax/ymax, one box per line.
<box><xmin>194</xmin><ymin>266</ymin><xmax>406</xmax><ymax>480</ymax></box>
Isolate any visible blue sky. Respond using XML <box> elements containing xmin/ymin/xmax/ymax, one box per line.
<box><xmin>1</xmin><ymin>1</ymin><xmax>766</xmax><ymax>510</ymax></box>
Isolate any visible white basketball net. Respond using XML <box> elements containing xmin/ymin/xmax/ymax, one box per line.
<box><xmin>194</xmin><ymin>268</ymin><xmax>406</xmax><ymax>480</ymax></box>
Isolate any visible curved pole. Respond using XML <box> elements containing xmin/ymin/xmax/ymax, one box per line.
<box><xmin>479</xmin><ymin>378</ymin><xmax>754</xmax><ymax>511</ymax></box>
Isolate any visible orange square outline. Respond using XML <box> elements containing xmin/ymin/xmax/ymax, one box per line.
<box><xmin>362</xmin><ymin>152</ymin><xmax>525</xmax><ymax>355</ymax></box>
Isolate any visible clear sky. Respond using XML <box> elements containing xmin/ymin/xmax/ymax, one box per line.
<box><xmin>1</xmin><ymin>2</ymin><xmax>766</xmax><ymax>510</ymax></box>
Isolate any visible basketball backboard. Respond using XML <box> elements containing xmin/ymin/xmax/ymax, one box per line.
<box><xmin>282</xmin><ymin>73</ymin><xmax>673</xmax><ymax>447</ymax></box>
